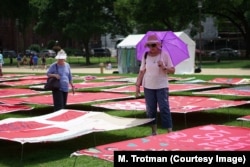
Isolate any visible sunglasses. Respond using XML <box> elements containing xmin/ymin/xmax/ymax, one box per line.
<box><xmin>146</xmin><ymin>43</ymin><xmax>157</xmax><ymax>48</ymax></box>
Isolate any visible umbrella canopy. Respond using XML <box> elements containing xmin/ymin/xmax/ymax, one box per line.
<box><xmin>136</xmin><ymin>31</ymin><xmax>189</xmax><ymax>66</ymax></box>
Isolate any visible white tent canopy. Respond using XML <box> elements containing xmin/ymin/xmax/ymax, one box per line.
<box><xmin>117</xmin><ymin>34</ymin><xmax>144</xmax><ymax>48</ymax></box>
<box><xmin>116</xmin><ymin>32</ymin><xmax>196</xmax><ymax>74</ymax></box>
<box><xmin>117</xmin><ymin>34</ymin><xmax>144</xmax><ymax>73</ymax></box>
<box><xmin>174</xmin><ymin>31</ymin><xmax>196</xmax><ymax>74</ymax></box>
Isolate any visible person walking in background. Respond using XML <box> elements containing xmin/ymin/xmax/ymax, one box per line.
<box><xmin>106</xmin><ymin>62</ymin><xmax>112</xmax><ymax>70</ymax></box>
<box><xmin>29</xmin><ymin>55</ymin><xmax>33</xmax><ymax>68</ymax></box>
<box><xmin>135</xmin><ymin>34</ymin><xmax>175</xmax><ymax>135</ymax></box>
<box><xmin>46</xmin><ymin>49</ymin><xmax>75</xmax><ymax>111</ymax></box>
<box><xmin>16</xmin><ymin>53</ymin><xmax>22</xmax><ymax>67</ymax></box>
<box><xmin>41</xmin><ymin>55</ymin><xmax>46</xmax><ymax>69</ymax></box>
<box><xmin>32</xmin><ymin>53</ymin><xmax>39</xmax><ymax>70</ymax></box>
<box><xmin>0</xmin><ymin>50</ymin><xmax>4</xmax><ymax>76</ymax></box>
<box><xmin>22</xmin><ymin>55</ymin><xmax>28</xmax><ymax>65</ymax></box>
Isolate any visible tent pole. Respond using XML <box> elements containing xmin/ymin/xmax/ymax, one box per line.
<box><xmin>184</xmin><ymin>113</ymin><xmax>187</xmax><ymax>128</ymax></box>
<box><xmin>20</xmin><ymin>143</ymin><xmax>24</xmax><ymax>166</ymax></box>
<box><xmin>73</xmin><ymin>156</ymin><xmax>78</xmax><ymax>167</ymax></box>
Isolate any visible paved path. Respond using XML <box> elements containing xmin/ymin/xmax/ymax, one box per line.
<box><xmin>2</xmin><ymin>66</ymin><xmax>115</xmax><ymax>74</ymax></box>
<box><xmin>2</xmin><ymin>65</ymin><xmax>249</xmax><ymax>76</ymax></box>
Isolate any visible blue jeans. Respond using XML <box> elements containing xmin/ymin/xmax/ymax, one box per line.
<box><xmin>52</xmin><ymin>89</ymin><xmax>68</xmax><ymax>111</ymax></box>
<box><xmin>144</xmin><ymin>87</ymin><xmax>173</xmax><ymax>129</ymax></box>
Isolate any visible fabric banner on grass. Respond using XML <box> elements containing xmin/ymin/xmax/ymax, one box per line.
<box><xmin>92</xmin><ymin>96</ymin><xmax>249</xmax><ymax>113</ymax></box>
<box><xmin>0</xmin><ymin>79</ymin><xmax>46</xmax><ymax>86</ymax></box>
<box><xmin>0</xmin><ymin>97</ymin><xmax>24</xmax><ymax>105</ymax></box>
<box><xmin>206</xmin><ymin>78</ymin><xmax>250</xmax><ymax>85</ymax></box>
<box><xmin>0</xmin><ymin>77</ymin><xmax>20</xmax><ymax>82</ymax></box>
<box><xmin>18</xmin><ymin>75</ymin><xmax>47</xmax><ymax>80</ymax></box>
<box><xmin>102</xmin><ymin>84</ymin><xmax>220</xmax><ymax>93</ymax></box>
<box><xmin>193</xmin><ymin>86</ymin><xmax>250</xmax><ymax>97</ymax></box>
<box><xmin>0</xmin><ymin>88</ymin><xmax>44</xmax><ymax>98</ymax></box>
<box><xmin>0</xmin><ymin>74</ymin><xmax>31</xmax><ymax>82</ymax></box>
<box><xmin>93</xmin><ymin>98</ymin><xmax>146</xmax><ymax>111</ymax></box>
<box><xmin>0</xmin><ymin>74</ymin><xmax>31</xmax><ymax>78</ymax></box>
<box><xmin>102</xmin><ymin>85</ymin><xmax>141</xmax><ymax>93</ymax></box>
<box><xmin>0</xmin><ymin>92</ymin><xmax>133</xmax><ymax>106</ymax></box>
<box><xmin>0</xmin><ymin>109</ymin><xmax>153</xmax><ymax>144</ymax></box>
<box><xmin>107</xmin><ymin>77</ymin><xmax>196</xmax><ymax>83</ymax></box>
<box><xmin>29</xmin><ymin>81</ymin><xmax>132</xmax><ymax>91</ymax></box>
<box><xmin>97</xmin><ymin>76</ymin><xmax>126</xmax><ymax>80</ymax></box>
<box><xmin>72</xmin><ymin>81</ymin><xmax>131</xmax><ymax>89</ymax></box>
<box><xmin>71</xmin><ymin>124</ymin><xmax>250</xmax><ymax>162</ymax></box>
<box><xmin>0</xmin><ymin>104</ymin><xmax>34</xmax><ymax>114</ymax></box>
<box><xmin>237</xmin><ymin>115</ymin><xmax>250</xmax><ymax>122</ymax></box>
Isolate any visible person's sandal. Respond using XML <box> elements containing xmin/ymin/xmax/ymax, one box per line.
<box><xmin>151</xmin><ymin>132</ymin><xmax>157</xmax><ymax>136</ymax></box>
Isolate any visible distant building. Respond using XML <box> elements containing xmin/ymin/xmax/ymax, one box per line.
<box><xmin>191</xmin><ymin>16</ymin><xmax>244</xmax><ymax>52</ymax></box>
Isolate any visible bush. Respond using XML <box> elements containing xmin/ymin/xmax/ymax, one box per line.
<box><xmin>28</xmin><ymin>44</ymin><xmax>41</xmax><ymax>52</ymax></box>
<box><xmin>47</xmin><ymin>40</ymin><xmax>57</xmax><ymax>49</ymax></box>
<box><xmin>64</xmin><ymin>48</ymin><xmax>84</xmax><ymax>56</ymax></box>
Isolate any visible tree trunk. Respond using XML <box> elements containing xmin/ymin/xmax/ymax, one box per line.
<box><xmin>245</xmin><ymin>28</ymin><xmax>250</xmax><ymax>58</ymax></box>
<box><xmin>83</xmin><ymin>41</ymin><xmax>90</xmax><ymax>65</ymax></box>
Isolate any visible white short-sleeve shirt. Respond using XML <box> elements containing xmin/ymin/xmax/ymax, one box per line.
<box><xmin>140</xmin><ymin>51</ymin><xmax>173</xmax><ymax>89</ymax></box>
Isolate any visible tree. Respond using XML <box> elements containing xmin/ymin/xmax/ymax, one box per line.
<box><xmin>114</xmin><ymin>0</ymin><xmax>250</xmax><ymax>58</ymax></box>
<box><xmin>31</xmin><ymin>0</ymin><xmax>123</xmax><ymax>65</ymax></box>
<box><xmin>122</xmin><ymin>0</ymin><xmax>198</xmax><ymax>33</ymax></box>
<box><xmin>0</xmin><ymin>0</ymin><xmax>34</xmax><ymax>51</ymax></box>
<box><xmin>204</xmin><ymin>0</ymin><xmax>250</xmax><ymax>57</ymax></box>
<box><xmin>113</xmin><ymin>0</ymin><xmax>138</xmax><ymax>35</ymax></box>
<box><xmin>63</xmin><ymin>0</ymin><xmax>115</xmax><ymax>64</ymax></box>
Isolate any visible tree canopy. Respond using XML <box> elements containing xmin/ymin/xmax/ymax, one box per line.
<box><xmin>31</xmin><ymin>0</ymin><xmax>122</xmax><ymax>64</ymax></box>
<box><xmin>1</xmin><ymin>0</ymin><xmax>249</xmax><ymax>60</ymax></box>
<box><xmin>203</xmin><ymin>0</ymin><xmax>250</xmax><ymax>56</ymax></box>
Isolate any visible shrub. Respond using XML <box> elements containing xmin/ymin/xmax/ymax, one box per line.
<box><xmin>28</xmin><ymin>44</ymin><xmax>40</xmax><ymax>52</ymax></box>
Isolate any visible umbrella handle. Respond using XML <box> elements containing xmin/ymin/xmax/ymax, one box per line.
<box><xmin>158</xmin><ymin>50</ymin><xmax>167</xmax><ymax>69</ymax></box>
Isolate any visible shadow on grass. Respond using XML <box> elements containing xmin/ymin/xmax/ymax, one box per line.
<box><xmin>172</xmin><ymin>105</ymin><xmax>250</xmax><ymax>130</ymax></box>
<box><xmin>0</xmin><ymin>103</ymin><xmax>249</xmax><ymax>167</ymax></box>
<box><xmin>201</xmin><ymin>59</ymin><xmax>250</xmax><ymax>69</ymax></box>
<box><xmin>0</xmin><ymin>105</ymin><xmax>148</xmax><ymax>166</ymax></box>
<box><xmin>0</xmin><ymin>127</ymin><xmax>147</xmax><ymax>167</ymax></box>
<box><xmin>243</xmin><ymin>64</ymin><xmax>250</xmax><ymax>68</ymax></box>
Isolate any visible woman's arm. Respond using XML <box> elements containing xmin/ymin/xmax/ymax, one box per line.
<box><xmin>68</xmin><ymin>64</ymin><xmax>75</xmax><ymax>94</ymax></box>
<box><xmin>161</xmin><ymin>65</ymin><xmax>175</xmax><ymax>74</ymax></box>
<box><xmin>47</xmin><ymin>64</ymin><xmax>60</xmax><ymax>79</ymax></box>
<box><xmin>135</xmin><ymin>69</ymin><xmax>146</xmax><ymax>86</ymax></box>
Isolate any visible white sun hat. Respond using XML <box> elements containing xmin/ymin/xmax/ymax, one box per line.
<box><xmin>55</xmin><ymin>49</ymin><xmax>67</xmax><ymax>59</ymax></box>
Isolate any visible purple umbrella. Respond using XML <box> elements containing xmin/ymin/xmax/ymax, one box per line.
<box><xmin>136</xmin><ymin>31</ymin><xmax>189</xmax><ymax>66</ymax></box>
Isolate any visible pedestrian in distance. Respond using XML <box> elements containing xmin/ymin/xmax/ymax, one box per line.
<box><xmin>22</xmin><ymin>55</ymin><xmax>28</xmax><ymax>65</ymax></box>
<box><xmin>32</xmin><ymin>54</ymin><xmax>39</xmax><ymax>70</ymax></box>
<box><xmin>0</xmin><ymin>50</ymin><xmax>4</xmax><ymax>76</ymax></box>
<box><xmin>41</xmin><ymin>55</ymin><xmax>46</xmax><ymax>70</ymax></box>
<box><xmin>29</xmin><ymin>55</ymin><xmax>33</xmax><ymax>68</ymax></box>
<box><xmin>16</xmin><ymin>53</ymin><xmax>22</xmax><ymax>68</ymax></box>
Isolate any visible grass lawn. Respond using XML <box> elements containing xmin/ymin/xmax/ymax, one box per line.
<box><xmin>0</xmin><ymin>58</ymin><xmax>250</xmax><ymax>167</ymax></box>
<box><xmin>4</xmin><ymin>55</ymin><xmax>250</xmax><ymax>69</ymax></box>
<box><xmin>200</xmin><ymin>59</ymin><xmax>250</xmax><ymax>68</ymax></box>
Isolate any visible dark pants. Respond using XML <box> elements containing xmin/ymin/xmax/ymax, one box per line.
<box><xmin>52</xmin><ymin>89</ymin><xmax>68</xmax><ymax>111</ymax></box>
<box><xmin>144</xmin><ymin>87</ymin><xmax>173</xmax><ymax>129</ymax></box>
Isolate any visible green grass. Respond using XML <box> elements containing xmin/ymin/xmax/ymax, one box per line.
<box><xmin>4</xmin><ymin>56</ymin><xmax>250</xmax><ymax>69</ymax></box>
<box><xmin>200</xmin><ymin>59</ymin><xmax>250</xmax><ymax>68</ymax></box>
<box><xmin>4</xmin><ymin>56</ymin><xmax>117</xmax><ymax>67</ymax></box>
<box><xmin>0</xmin><ymin>61</ymin><xmax>250</xmax><ymax>167</ymax></box>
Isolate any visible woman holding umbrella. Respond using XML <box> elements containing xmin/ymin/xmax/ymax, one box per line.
<box><xmin>135</xmin><ymin>34</ymin><xmax>175</xmax><ymax>135</ymax></box>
